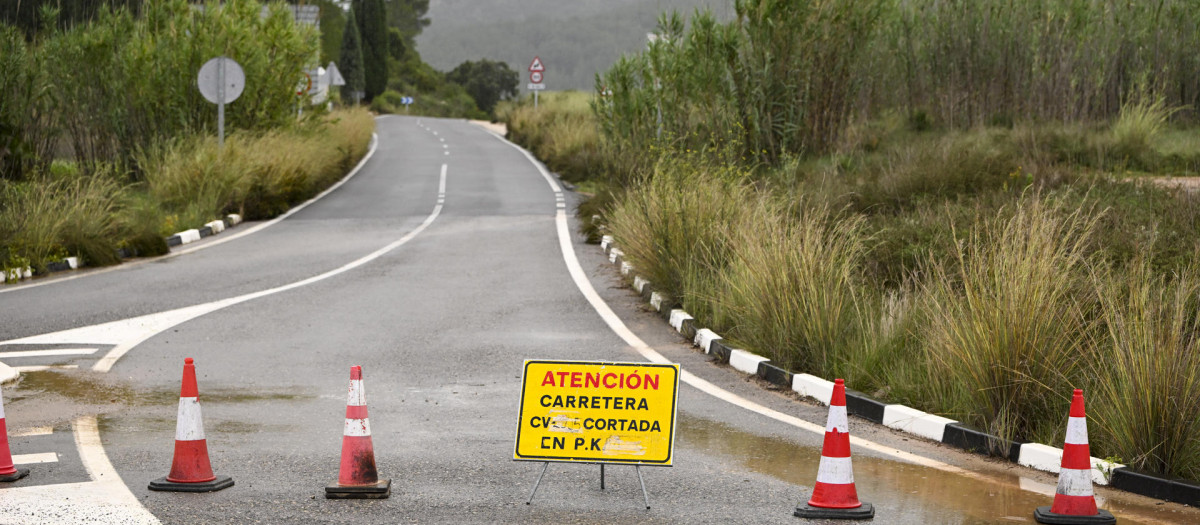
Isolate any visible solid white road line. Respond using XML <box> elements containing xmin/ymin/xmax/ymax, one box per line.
<box><xmin>0</xmin><ymin>348</ymin><xmax>98</xmax><ymax>358</ymax></box>
<box><xmin>0</xmin><ymin>126</ymin><xmax>385</xmax><ymax>296</ymax></box>
<box><xmin>1</xmin><ymin>163</ymin><xmax>449</xmax><ymax>373</ymax></box>
<box><xmin>486</xmin><ymin>127</ymin><xmax>1066</xmax><ymax>485</ymax></box>
<box><xmin>0</xmin><ymin>417</ymin><xmax>160</xmax><ymax>525</ymax></box>
<box><xmin>12</xmin><ymin>452</ymin><xmax>58</xmax><ymax>465</ymax></box>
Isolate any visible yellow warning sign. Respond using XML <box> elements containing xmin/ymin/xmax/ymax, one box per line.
<box><xmin>514</xmin><ymin>360</ymin><xmax>680</xmax><ymax>465</ymax></box>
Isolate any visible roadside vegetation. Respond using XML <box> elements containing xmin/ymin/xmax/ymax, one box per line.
<box><xmin>0</xmin><ymin>1</ymin><xmax>374</xmax><ymax>276</ymax></box>
<box><xmin>504</xmin><ymin>0</ymin><xmax>1200</xmax><ymax>483</ymax></box>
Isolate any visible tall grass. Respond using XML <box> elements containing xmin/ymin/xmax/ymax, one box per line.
<box><xmin>919</xmin><ymin>199</ymin><xmax>1099</xmax><ymax>444</ymax></box>
<box><xmin>1089</xmin><ymin>263</ymin><xmax>1200</xmax><ymax>480</ymax></box>
<box><xmin>141</xmin><ymin>108</ymin><xmax>374</xmax><ymax>226</ymax></box>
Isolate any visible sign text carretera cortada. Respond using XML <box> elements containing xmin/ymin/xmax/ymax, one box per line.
<box><xmin>514</xmin><ymin>360</ymin><xmax>680</xmax><ymax>465</ymax></box>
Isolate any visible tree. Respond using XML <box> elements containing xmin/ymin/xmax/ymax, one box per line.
<box><xmin>384</xmin><ymin>0</ymin><xmax>429</xmax><ymax>45</ymax></box>
<box><xmin>354</xmin><ymin>0</ymin><xmax>388</xmax><ymax>102</ymax></box>
<box><xmin>446</xmin><ymin>59</ymin><xmax>519</xmax><ymax>116</ymax></box>
<box><xmin>312</xmin><ymin>0</ymin><xmax>345</xmax><ymax>64</ymax></box>
<box><xmin>339</xmin><ymin>7</ymin><xmax>366</xmax><ymax>104</ymax></box>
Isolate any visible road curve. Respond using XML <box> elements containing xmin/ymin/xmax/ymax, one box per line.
<box><xmin>0</xmin><ymin>116</ymin><xmax>1196</xmax><ymax>524</ymax></box>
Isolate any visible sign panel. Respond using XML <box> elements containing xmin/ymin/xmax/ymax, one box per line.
<box><xmin>527</xmin><ymin>83</ymin><xmax>546</xmax><ymax>91</ymax></box>
<box><xmin>197</xmin><ymin>56</ymin><xmax>245</xmax><ymax>104</ymax></box>
<box><xmin>530</xmin><ymin>71</ymin><xmax>543</xmax><ymax>84</ymax></box>
<box><xmin>528</xmin><ymin>56</ymin><xmax>545</xmax><ymax>72</ymax></box>
<box><xmin>514</xmin><ymin>360</ymin><xmax>680</xmax><ymax>465</ymax></box>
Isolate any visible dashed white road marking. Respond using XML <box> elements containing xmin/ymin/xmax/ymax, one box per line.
<box><xmin>12</xmin><ymin>452</ymin><xmax>58</xmax><ymax>465</ymax></box>
<box><xmin>0</xmin><ymin>348</ymin><xmax>98</xmax><ymax>358</ymax></box>
<box><xmin>0</xmin><ymin>417</ymin><xmax>160</xmax><ymax>525</ymax></box>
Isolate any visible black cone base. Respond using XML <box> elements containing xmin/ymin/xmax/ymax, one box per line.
<box><xmin>795</xmin><ymin>502</ymin><xmax>875</xmax><ymax>520</ymax></box>
<box><xmin>325</xmin><ymin>478</ymin><xmax>391</xmax><ymax>499</ymax></box>
<box><xmin>149</xmin><ymin>474</ymin><xmax>234</xmax><ymax>492</ymax></box>
<box><xmin>1034</xmin><ymin>506</ymin><xmax>1116</xmax><ymax>525</ymax></box>
<box><xmin>0</xmin><ymin>467</ymin><xmax>30</xmax><ymax>482</ymax></box>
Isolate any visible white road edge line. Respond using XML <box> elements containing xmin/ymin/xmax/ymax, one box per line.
<box><xmin>10</xmin><ymin>426</ymin><xmax>53</xmax><ymax>437</ymax></box>
<box><xmin>88</xmin><ymin>163</ymin><xmax>448</xmax><ymax>372</ymax></box>
<box><xmin>485</xmin><ymin>128</ymin><xmax>1062</xmax><ymax>491</ymax></box>
<box><xmin>0</xmin><ymin>120</ymin><xmax>388</xmax><ymax>296</ymax></box>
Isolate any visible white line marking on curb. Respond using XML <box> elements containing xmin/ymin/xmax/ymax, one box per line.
<box><xmin>0</xmin><ymin>348</ymin><xmax>98</xmax><ymax>358</ymax></box>
<box><xmin>12</xmin><ymin>452</ymin><xmax>57</xmax><ymax>464</ymax></box>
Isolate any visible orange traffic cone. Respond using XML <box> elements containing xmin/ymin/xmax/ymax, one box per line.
<box><xmin>325</xmin><ymin>365</ymin><xmax>390</xmax><ymax>499</ymax></box>
<box><xmin>0</xmin><ymin>385</ymin><xmax>30</xmax><ymax>482</ymax></box>
<box><xmin>1034</xmin><ymin>389</ymin><xmax>1115</xmax><ymax>524</ymax></box>
<box><xmin>149</xmin><ymin>358</ymin><xmax>234</xmax><ymax>492</ymax></box>
<box><xmin>795</xmin><ymin>378</ymin><xmax>874</xmax><ymax>520</ymax></box>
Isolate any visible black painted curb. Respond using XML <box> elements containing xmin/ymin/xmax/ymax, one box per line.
<box><xmin>1109</xmin><ymin>468</ymin><xmax>1200</xmax><ymax>506</ymax></box>
<box><xmin>942</xmin><ymin>423</ymin><xmax>1023</xmax><ymax>462</ymax></box>
<box><xmin>757</xmin><ymin>361</ymin><xmax>792</xmax><ymax>389</ymax></box>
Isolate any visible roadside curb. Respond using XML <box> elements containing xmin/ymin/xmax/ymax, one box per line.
<box><xmin>595</xmin><ymin>233</ymin><xmax>1200</xmax><ymax>507</ymax></box>
<box><xmin>0</xmin><ymin>362</ymin><xmax>18</xmax><ymax>385</ymax></box>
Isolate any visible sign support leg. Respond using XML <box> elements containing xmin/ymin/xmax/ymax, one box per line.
<box><xmin>600</xmin><ymin>463</ymin><xmax>605</xmax><ymax>490</ymax></box>
<box><xmin>534</xmin><ymin>90</ymin><xmax>539</xmax><ymax>110</ymax></box>
<box><xmin>636</xmin><ymin>465</ymin><xmax>650</xmax><ymax>509</ymax></box>
<box><xmin>526</xmin><ymin>462</ymin><xmax>549</xmax><ymax>505</ymax></box>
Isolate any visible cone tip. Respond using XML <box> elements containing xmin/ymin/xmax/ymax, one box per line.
<box><xmin>835</xmin><ymin>378</ymin><xmax>844</xmax><ymax>385</ymax></box>
<box><xmin>1073</xmin><ymin>388</ymin><xmax>1083</xmax><ymax>396</ymax></box>
<box><xmin>350</xmin><ymin>365</ymin><xmax>362</xmax><ymax>380</ymax></box>
<box><xmin>185</xmin><ymin>357</ymin><xmax>194</xmax><ymax>365</ymax></box>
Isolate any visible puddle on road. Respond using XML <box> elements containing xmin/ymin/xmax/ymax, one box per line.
<box><xmin>679</xmin><ymin>413</ymin><xmax>1200</xmax><ymax>525</ymax></box>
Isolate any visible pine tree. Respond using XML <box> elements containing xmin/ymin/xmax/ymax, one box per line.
<box><xmin>339</xmin><ymin>7</ymin><xmax>366</xmax><ymax>104</ymax></box>
<box><xmin>355</xmin><ymin>0</ymin><xmax>388</xmax><ymax>102</ymax></box>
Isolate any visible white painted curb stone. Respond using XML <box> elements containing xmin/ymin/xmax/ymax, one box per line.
<box><xmin>1018</xmin><ymin>443</ymin><xmax>1120</xmax><ymax>485</ymax></box>
<box><xmin>177</xmin><ymin>229</ymin><xmax>201</xmax><ymax>245</ymax></box>
<box><xmin>620</xmin><ymin>262</ymin><xmax>633</xmax><ymax>276</ymax></box>
<box><xmin>729</xmin><ymin>349</ymin><xmax>769</xmax><ymax>375</ymax></box>
<box><xmin>600</xmin><ymin>235</ymin><xmax>614</xmax><ymax>251</ymax></box>
<box><xmin>882</xmin><ymin>405</ymin><xmax>957</xmax><ymax>442</ymax></box>
<box><xmin>609</xmin><ymin>248</ymin><xmax>623</xmax><ymax>263</ymax></box>
<box><xmin>205</xmin><ymin>220</ymin><xmax>225</xmax><ymax>234</ymax></box>
<box><xmin>226</xmin><ymin>214</ymin><xmax>243</xmax><ymax>226</ymax></box>
<box><xmin>694</xmin><ymin>329</ymin><xmax>722</xmax><ymax>354</ymax></box>
<box><xmin>633</xmin><ymin>276</ymin><xmax>649</xmax><ymax>293</ymax></box>
<box><xmin>649</xmin><ymin>292</ymin><xmax>665</xmax><ymax>311</ymax></box>
<box><xmin>669</xmin><ymin>309</ymin><xmax>693</xmax><ymax>331</ymax></box>
<box><xmin>792</xmin><ymin>374</ymin><xmax>834</xmax><ymax>405</ymax></box>
<box><xmin>65</xmin><ymin>257</ymin><xmax>79</xmax><ymax>269</ymax></box>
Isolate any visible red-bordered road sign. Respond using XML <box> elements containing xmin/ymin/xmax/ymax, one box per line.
<box><xmin>528</xmin><ymin>56</ymin><xmax>545</xmax><ymax>72</ymax></box>
<box><xmin>530</xmin><ymin>71</ymin><xmax>543</xmax><ymax>83</ymax></box>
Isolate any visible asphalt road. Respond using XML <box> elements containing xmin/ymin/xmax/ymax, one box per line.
<box><xmin>1</xmin><ymin>116</ymin><xmax>1197</xmax><ymax>524</ymax></box>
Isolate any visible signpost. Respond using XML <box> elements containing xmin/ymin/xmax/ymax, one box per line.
<box><xmin>401</xmin><ymin>96</ymin><xmax>414</xmax><ymax>113</ymax></box>
<box><xmin>197</xmin><ymin>56</ymin><xmax>245</xmax><ymax>148</ymax></box>
<box><xmin>527</xmin><ymin>56</ymin><xmax>546</xmax><ymax>108</ymax></box>
<box><xmin>515</xmin><ymin>360</ymin><xmax>680</xmax><ymax>508</ymax></box>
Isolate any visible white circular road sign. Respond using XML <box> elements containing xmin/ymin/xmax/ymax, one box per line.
<box><xmin>198</xmin><ymin>56</ymin><xmax>245</xmax><ymax>104</ymax></box>
<box><xmin>530</xmin><ymin>71</ymin><xmax>543</xmax><ymax>84</ymax></box>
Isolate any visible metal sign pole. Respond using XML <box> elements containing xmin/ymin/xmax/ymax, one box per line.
<box><xmin>218</xmin><ymin>57</ymin><xmax>226</xmax><ymax>148</ymax></box>
<box><xmin>534</xmin><ymin>90</ymin><xmax>539</xmax><ymax>110</ymax></box>
<box><xmin>526</xmin><ymin>462</ymin><xmax>549</xmax><ymax>505</ymax></box>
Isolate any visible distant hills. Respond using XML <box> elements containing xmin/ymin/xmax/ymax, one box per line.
<box><xmin>416</xmin><ymin>0</ymin><xmax>731</xmax><ymax>91</ymax></box>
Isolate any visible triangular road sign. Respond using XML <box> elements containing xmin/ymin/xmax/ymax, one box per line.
<box><xmin>528</xmin><ymin>56</ymin><xmax>545</xmax><ymax>72</ymax></box>
<box><xmin>327</xmin><ymin>62</ymin><xmax>346</xmax><ymax>86</ymax></box>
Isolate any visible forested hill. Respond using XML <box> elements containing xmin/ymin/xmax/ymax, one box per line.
<box><xmin>416</xmin><ymin>0</ymin><xmax>729</xmax><ymax>91</ymax></box>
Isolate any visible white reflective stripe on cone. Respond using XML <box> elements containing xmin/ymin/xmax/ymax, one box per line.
<box><xmin>1064</xmin><ymin>416</ymin><xmax>1088</xmax><ymax>445</ymax></box>
<box><xmin>825</xmin><ymin>406</ymin><xmax>848</xmax><ymax>434</ymax></box>
<box><xmin>815</xmin><ymin>456</ymin><xmax>855</xmax><ymax>485</ymax></box>
<box><xmin>344</xmin><ymin>418</ymin><xmax>372</xmax><ymax>437</ymax></box>
<box><xmin>1056</xmin><ymin>468</ymin><xmax>1095</xmax><ymax>497</ymax></box>
<box><xmin>347</xmin><ymin>379</ymin><xmax>365</xmax><ymax>406</ymax></box>
<box><xmin>175</xmin><ymin>397</ymin><xmax>206</xmax><ymax>441</ymax></box>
